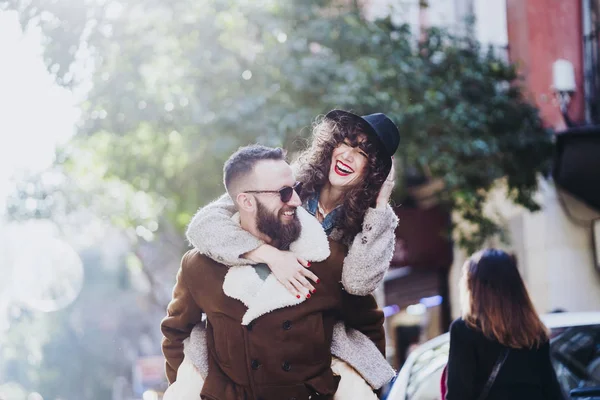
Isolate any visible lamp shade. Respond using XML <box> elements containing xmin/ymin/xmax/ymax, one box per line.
<box><xmin>552</xmin><ymin>59</ymin><xmax>576</xmax><ymax>92</ymax></box>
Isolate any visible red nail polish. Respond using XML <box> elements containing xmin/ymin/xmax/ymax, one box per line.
<box><xmin>307</xmin><ymin>262</ymin><xmax>311</xmax><ymax>268</ymax></box>
<box><xmin>306</xmin><ymin>294</ymin><xmax>311</xmax><ymax>299</ymax></box>
<box><xmin>316</xmin><ymin>279</ymin><xmax>320</xmax><ymax>284</ymax></box>
<box><xmin>311</xmin><ymin>289</ymin><xmax>316</xmax><ymax>293</ymax></box>
<box><xmin>296</xmin><ymin>295</ymin><xmax>301</xmax><ymax>299</ymax></box>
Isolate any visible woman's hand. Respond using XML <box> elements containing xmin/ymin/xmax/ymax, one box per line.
<box><xmin>244</xmin><ymin>245</ymin><xmax>319</xmax><ymax>298</ymax></box>
<box><xmin>376</xmin><ymin>157</ymin><xmax>396</xmax><ymax>209</ymax></box>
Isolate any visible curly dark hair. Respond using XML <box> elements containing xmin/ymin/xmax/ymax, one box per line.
<box><xmin>295</xmin><ymin>113</ymin><xmax>392</xmax><ymax>242</ymax></box>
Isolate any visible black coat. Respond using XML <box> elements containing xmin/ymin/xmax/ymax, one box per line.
<box><xmin>445</xmin><ymin>318</ymin><xmax>563</xmax><ymax>400</ymax></box>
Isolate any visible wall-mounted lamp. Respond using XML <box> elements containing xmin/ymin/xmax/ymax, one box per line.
<box><xmin>552</xmin><ymin>59</ymin><xmax>576</xmax><ymax>126</ymax></box>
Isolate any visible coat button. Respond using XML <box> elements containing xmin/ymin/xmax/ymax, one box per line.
<box><xmin>251</xmin><ymin>359</ymin><xmax>261</xmax><ymax>370</ymax></box>
<box><xmin>282</xmin><ymin>320</ymin><xmax>292</xmax><ymax>330</ymax></box>
<box><xmin>282</xmin><ymin>361</ymin><xmax>291</xmax><ymax>371</ymax></box>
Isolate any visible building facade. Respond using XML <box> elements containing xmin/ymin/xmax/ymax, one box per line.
<box><xmin>449</xmin><ymin>0</ymin><xmax>600</xmax><ymax>320</ymax></box>
<box><xmin>365</xmin><ymin>0</ymin><xmax>600</xmax><ymax>368</ymax></box>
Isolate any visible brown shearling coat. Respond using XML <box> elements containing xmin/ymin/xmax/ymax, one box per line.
<box><xmin>161</xmin><ymin>242</ymin><xmax>385</xmax><ymax>400</ymax></box>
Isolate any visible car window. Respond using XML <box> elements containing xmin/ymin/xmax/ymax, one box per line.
<box><xmin>550</xmin><ymin>324</ymin><xmax>600</xmax><ymax>398</ymax></box>
<box><xmin>405</xmin><ymin>341</ymin><xmax>450</xmax><ymax>400</ymax></box>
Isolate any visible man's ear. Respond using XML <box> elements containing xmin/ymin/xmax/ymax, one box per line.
<box><xmin>236</xmin><ymin>193</ymin><xmax>255</xmax><ymax>212</ymax></box>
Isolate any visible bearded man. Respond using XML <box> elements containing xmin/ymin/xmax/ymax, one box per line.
<box><xmin>161</xmin><ymin>145</ymin><xmax>386</xmax><ymax>400</ymax></box>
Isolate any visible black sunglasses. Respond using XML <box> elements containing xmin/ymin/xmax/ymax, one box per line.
<box><xmin>245</xmin><ymin>181</ymin><xmax>303</xmax><ymax>203</ymax></box>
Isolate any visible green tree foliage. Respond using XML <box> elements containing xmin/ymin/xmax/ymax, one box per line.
<box><xmin>0</xmin><ymin>1</ymin><xmax>554</xmax><ymax>398</ymax></box>
<box><xmin>0</xmin><ymin>247</ymin><xmax>164</xmax><ymax>400</ymax></box>
<box><xmin>1</xmin><ymin>0</ymin><xmax>552</xmax><ymax>252</ymax></box>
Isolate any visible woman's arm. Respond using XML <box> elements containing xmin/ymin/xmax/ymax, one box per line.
<box><xmin>341</xmin><ymin>159</ymin><xmax>398</xmax><ymax>295</ymax></box>
<box><xmin>341</xmin><ymin>204</ymin><xmax>398</xmax><ymax>295</ymax></box>
<box><xmin>186</xmin><ymin>193</ymin><xmax>318</xmax><ymax>295</ymax></box>
<box><xmin>185</xmin><ymin>193</ymin><xmax>264</xmax><ymax>266</ymax></box>
<box><xmin>539</xmin><ymin>341</ymin><xmax>564</xmax><ymax>400</ymax></box>
<box><xmin>445</xmin><ymin>319</ymin><xmax>477</xmax><ymax>400</ymax></box>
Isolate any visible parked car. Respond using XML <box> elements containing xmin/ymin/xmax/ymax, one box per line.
<box><xmin>386</xmin><ymin>312</ymin><xmax>600</xmax><ymax>400</ymax></box>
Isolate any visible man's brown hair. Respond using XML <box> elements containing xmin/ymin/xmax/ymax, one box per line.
<box><xmin>223</xmin><ymin>145</ymin><xmax>286</xmax><ymax>197</ymax></box>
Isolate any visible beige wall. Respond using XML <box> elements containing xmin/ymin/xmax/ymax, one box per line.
<box><xmin>364</xmin><ymin>0</ymin><xmax>508</xmax><ymax>48</ymax></box>
<box><xmin>449</xmin><ymin>180</ymin><xmax>600</xmax><ymax>320</ymax></box>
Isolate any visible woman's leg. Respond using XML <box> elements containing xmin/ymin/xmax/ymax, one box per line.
<box><xmin>162</xmin><ymin>356</ymin><xmax>205</xmax><ymax>400</ymax></box>
<box><xmin>331</xmin><ymin>356</ymin><xmax>379</xmax><ymax>400</ymax></box>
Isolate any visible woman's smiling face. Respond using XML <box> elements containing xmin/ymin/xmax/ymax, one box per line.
<box><xmin>328</xmin><ymin>133</ymin><xmax>369</xmax><ymax>190</ymax></box>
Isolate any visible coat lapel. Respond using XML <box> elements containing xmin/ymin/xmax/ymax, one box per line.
<box><xmin>222</xmin><ymin>207</ymin><xmax>330</xmax><ymax>325</ymax></box>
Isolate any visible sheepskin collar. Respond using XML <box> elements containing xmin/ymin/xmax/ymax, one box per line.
<box><xmin>223</xmin><ymin>207</ymin><xmax>330</xmax><ymax>325</ymax></box>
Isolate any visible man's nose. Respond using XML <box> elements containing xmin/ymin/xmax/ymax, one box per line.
<box><xmin>287</xmin><ymin>189</ymin><xmax>302</xmax><ymax>207</ymax></box>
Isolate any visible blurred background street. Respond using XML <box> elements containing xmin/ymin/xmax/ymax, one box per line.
<box><xmin>0</xmin><ymin>0</ymin><xmax>599</xmax><ymax>399</ymax></box>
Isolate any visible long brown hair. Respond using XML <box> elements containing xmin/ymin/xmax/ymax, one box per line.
<box><xmin>460</xmin><ymin>248</ymin><xmax>549</xmax><ymax>349</ymax></box>
<box><xmin>294</xmin><ymin>113</ymin><xmax>391</xmax><ymax>242</ymax></box>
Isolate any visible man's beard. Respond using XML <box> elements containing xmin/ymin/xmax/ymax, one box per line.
<box><xmin>256</xmin><ymin>200</ymin><xmax>301</xmax><ymax>251</ymax></box>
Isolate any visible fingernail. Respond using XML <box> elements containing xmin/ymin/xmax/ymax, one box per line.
<box><xmin>316</xmin><ymin>279</ymin><xmax>320</xmax><ymax>284</ymax></box>
<box><xmin>311</xmin><ymin>289</ymin><xmax>316</xmax><ymax>293</ymax></box>
<box><xmin>296</xmin><ymin>295</ymin><xmax>301</xmax><ymax>299</ymax></box>
<box><xmin>307</xmin><ymin>262</ymin><xmax>311</xmax><ymax>268</ymax></box>
<box><xmin>306</xmin><ymin>294</ymin><xmax>311</xmax><ymax>299</ymax></box>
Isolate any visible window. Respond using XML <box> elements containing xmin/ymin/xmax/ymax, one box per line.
<box><xmin>583</xmin><ymin>0</ymin><xmax>600</xmax><ymax>123</ymax></box>
<box><xmin>550</xmin><ymin>324</ymin><xmax>600</xmax><ymax>398</ymax></box>
<box><xmin>405</xmin><ymin>341</ymin><xmax>449</xmax><ymax>400</ymax></box>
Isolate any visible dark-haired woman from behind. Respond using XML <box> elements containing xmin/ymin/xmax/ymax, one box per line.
<box><xmin>445</xmin><ymin>249</ymin><xmax>563</xmax><ymax>400</ymax></box>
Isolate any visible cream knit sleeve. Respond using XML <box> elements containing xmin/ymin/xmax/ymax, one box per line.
<box><xmin>341</xmin><ymin>204</ymin><xmax>398</xmax><ymax>296</ymax></box>
<box><xmin>185</xmin><ymin>193</ymin><xmax>263</xmax><ymax>266</ymax></box>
